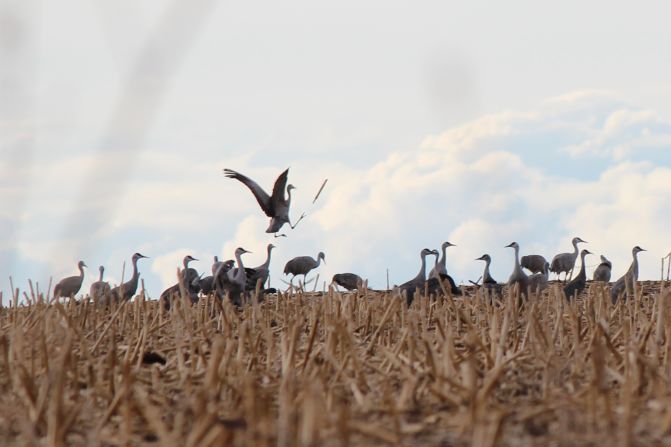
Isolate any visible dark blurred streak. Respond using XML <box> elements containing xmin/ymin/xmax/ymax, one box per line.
<box><xmin>0</xmin><ymin>1</ymin><xmax>36</xmax><ymax>278</ymax></box>
<box><xmin>56</xmin><ymin>1</ymin><xmax>217</xmax><ymax>264</ymax></box>
<box><xmin>423</xmin><ymin>48</ymin><xmax>482</xmax><ymax>127</ymax></box>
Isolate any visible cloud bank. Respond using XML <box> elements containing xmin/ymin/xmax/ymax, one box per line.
<box><xmin>3</xmin><ymin>91</ymin><xmax>671</xmax><ymax>297</ymax></box>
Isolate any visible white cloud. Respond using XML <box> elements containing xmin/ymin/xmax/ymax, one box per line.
<box><xmin>562</xmin><ymin>107</ymin><xmax>671</xmax><ymax>160</ymax></box>
<box><xmin>4</xmin><ymin>91</ymin><xmax>671</xmax><ymax>297</ymax></box>
<box><xmin>150</xmin><ymin>248</ymin><xmax>197</xmax><ymax>292</ymax></box>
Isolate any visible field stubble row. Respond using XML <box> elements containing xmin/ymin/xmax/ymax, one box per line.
<box><xmin>1</xmin><ymin>280</ymin><xmax>671</xmax><ymax>446</ymax></box>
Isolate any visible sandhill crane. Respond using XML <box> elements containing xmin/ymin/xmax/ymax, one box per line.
<box><xmin>476</xmin><ymin>254</ymin><xmax>498</xmax><ymax>285</ymax></box>
<box><xmin>564</xmin><ymin>249</ymin><xmax>592</xmax><ymax>300</ymax></box>
<box><xmin>550</xmin><ymin>237</ymin><xmax>587</xmax><ymax>281</ymax></box>
<box><xmin>230</xmin><ymin>247</ymin><xmax>252</xmax><ymax>298</ymax></box>
<box><xmin>200</xmin><ymin>276</ymin><xmax>214</xmax><ymax>295</ymax></box>
<box><xmin>223</xmin><ymin>168</ymin><xmax>304</xmax><ymax>236</ymax></box>
<box><xmin>332</xmin><ymin>273</ymin><xmax>364</xmax><ymax>291</ymax></box>
<box><xmin>90</xmin><ymin>266</ymin><xmax>111</xmax><ymax>302</ymax></box>
<box><xmin>284</xmin><ymin>251</ymin><xmax>325</xmax><ymax>285</ymax></box>
<box><xmin>53</xmin><ymin>260</ymin><xmax>87</xmax><ymax>299</ymax></box>
<box><xmin>181</xmin><ymin>255</ymin><xmax>200</xmax><ymax>295</ymax></box>
<box><xmin>245</xmin><ymin>243</ymin><xmax>275</xmax><ymax>290</ymax></box>
<box><xmin>521</xmin><ymin>254</ymin><xmax>548</xmax><ymax>274</ymax></box>
<box><xmin>429</xmin><ymin>241</ymin><xmax>456</xmax><ymax>279</ymax></box>
<box><xmin>212</xmin><ymin>255</ymin><xmax>223</xmax><ymax>274</ymax></box>
<box><xmin>611</xmin><ymin>246</ymin><xmax>646</xmax><ymax>303</ymax></box>
<box><xmin>506</xmin><ymin>242</ymin><xmax>529</xmax><ymax>297</ymax></box>
<box><xmin>110</xmin><ymin>253</ymin><xmax>149</xmax><ymax>302</ymax></box>
<box><xmin>161</xmin><ymin>280</ymin><xmax>202</xmax><ymax>309</ymax></box>
<box><xmin>528</xmin><ymin>262</ymin><xmax>550</xmax><ymax>294</ymax></box>
<box><xmin>199</xmin><ymin>256</ymin><xmax>222</xmax><ymax>295</ymax></box>
<box><xmin>475</xmin><ymin>254</ymin><xmax>503</xmax><ymax>297</ymax></box>
<box><xmin>213</xmin><ymin>259</ymin><xmax>236</xmax><ymax>300</ymax></box>
<box><xmin>593</xmin><ymin>255</ymin><xmax>612</xmax><ymax>283</ymax></box>
<box><xmin>214</xmin><ymin>248</ymin><xmax>252</xmax><ymax>306</ymax></box>
<box><xmin>425</xmin><ymin>273</ymin><xmax>462</xmax><ymax>297</ymax></box>
<box><xmin>159</xmin><ymin>255</ymin><xmax>200</xmax><ymax>309</ymax></box>
<box><xmin>396</xmin><ymin>248</ymin><xmax>438</xmax><ymax>306</ymax></box>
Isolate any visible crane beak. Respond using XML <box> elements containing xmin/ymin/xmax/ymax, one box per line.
<box><xmin>505</xmin><ymin>243</ymin><xmax>514</xmax><ymax>248</ymax></box>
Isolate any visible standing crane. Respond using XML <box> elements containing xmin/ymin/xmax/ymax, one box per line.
<box><xmin>245</xmin><ymin>243</ymin><xmax>275</xmax><ymax>290</ymax></box>
<box><xmin>199</xmin><ymin>256</ymin><xmax>221</xmax><ymax>295</ymax></box>
<box><xmin>528</xmin><ymin>262</ymin><xmax>550</xmax><ymax>294</ymax></box>
<box><xmin>475</xmin><ymin>254</ymin><xmax>503</xmax><ymax>297</ymax></box>
<box><xmin>331</xmin><ymin>273</ymin><xmax>364</xmax><ymax>291</ymax></box>
<box><xmin>396</xmin><ymin>248</ymin><xmax>438</xmax><ymax>306</ymax></box>
<box><xmin>160</xmin><ymin>255</ymin><xmax>201</xmax><ymax>309</ymax></box>
<box><xmin>53</xmin><ymin>260</ymin><xmax>87</xmax><ymax>299</ymax></box>
<box><xmin>217</xmin><ymin>247</ymin><xmax>252</xmax><ymax>306</ymax></box>
<box><xmin>110</xmin><ymin>253</ymin><xmax>149</xmax><ymax>303</ymax></box>
<box><xmin>429</xmin><ymin>241</ymin><xmax>456</xmax><ymax>279</ymax></box>
<box><xmin>284</xmin><ymin>251</ymin><xmax>326</xmax><ymax>286</ymax></box>
<box><xmin>564</xmin><ymin>249</ymin><xmax>592</xmax><ymax>300</ymax></box>
<box><xmin>611</xmin><ymin>246</ymin><xmax>646</xmax><ymax>303</ymax></box>
<box><xmin>592</xmin><ymin>255</ymin><xmax>612</xmax><ymax>282</ymax></box>
<box><xmin>506</xmin><ymin>242</ymin><xmax>529</xmax><ymax>298</ymax></box>
<box><xmin>90</xmin><ymin>265</ymin><xmax>111</xmax><ymax>303</ymax></box>
<box><xmin>521</xmin><ymin>254</ymin><xmax>548</xmax><ymax>274</ymax></box>
<box><xmin>550</xmin><ymin>237</ymin><xmax>587</xmax><ymax>281</ymax></box>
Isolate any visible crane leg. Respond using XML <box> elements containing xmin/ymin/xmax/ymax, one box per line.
<box><xmin>290</xmin><ymin>212</ymin><xmax>307</xmax><ymax>230</ymax></box>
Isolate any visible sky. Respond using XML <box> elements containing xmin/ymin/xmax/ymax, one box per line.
<box><xmin>1</xmin><ymin>0</ymin><xmax>671</xmax><ymax>299</ymax></box>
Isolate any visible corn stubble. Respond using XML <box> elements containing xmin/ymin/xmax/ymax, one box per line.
<box><xmin>1</xmin><ymin>281</ymin><xmax>671</xmax><ymax>446</ymax></box>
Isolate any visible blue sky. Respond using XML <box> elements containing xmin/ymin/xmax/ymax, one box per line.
<box><xmin>1</xmin><ymin>0</ymin><xmax>671</xmax><ymax>298</ymax></box>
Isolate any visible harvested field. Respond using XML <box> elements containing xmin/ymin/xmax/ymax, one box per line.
<box><xmin>2</xmin><ymin>281</ymin><xmax>671</xmax><ymax>446</ymax></box>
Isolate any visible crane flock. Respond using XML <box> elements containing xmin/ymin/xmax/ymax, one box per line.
<box><xmin>44</xmin><ymin>167</ymin><xmax>658</xmax><ymax>308</ymax></box>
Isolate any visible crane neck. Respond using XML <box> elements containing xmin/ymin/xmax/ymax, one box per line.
<box><xmin>98</xmin><ymin>267</ymin><xmax>104</xmax><ymax>282</ymax></box>
<box><xmin>629</xmin><ymin>251</ymin><xmax>640</xmax><ymax>279</ymax></box>
<box><xmin>263</xmin><ymin>246</ymin><xmax>273</xmax><ymax>268</ymax></box>
<box><xmin>483</xmin><ymin>258</ymin><xmax>492</xmax><ymax>280</ymax></box>
<box><xmin>513</xmin><ymin>246</ymin><xmax>521</xmax><ymax>272</ymax></box>
<box><xmin>235</xmin><ymin>252</ymin><xmax>246</xmax><ymax>273</ymax></box>
<box><xmin>572</xmin><ymin>240</ymin><xmax>580</xmax><ymax>256</ymax></box>
<box><xmin>439</xmin><ymin>245</ymin><xmax>447</xmax><ymax>268</ymax></box>
<box><xmin>131</xmin><ymin>257</ymin><xmax>140</xmax><ymax>280</ymax></box>
<box><xmin>576</xmin><ymin>253</ymin><xmax>587</xmax><ymax>279</ymax></box>
<box><xmin>286</xmin><ymin>187</ymin><xmax>293</xmax><ymax>204</ymax></box>
<box><xmin>418</xmin><ymin>252</ymin><xmax>429</xmax><ymax>281</ymax></box>
<box><xmin>314</xmin><ymin>254</ymin><xmax>322</xmax><ymax>267</ymax></box>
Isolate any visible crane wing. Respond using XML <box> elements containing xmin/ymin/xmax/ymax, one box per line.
<box><xmin>270</xmin><ymin>168</ymin><xmax>289</xmax><ymax>206</ymax></box>
<box><xmin>223</xmin><ymin>169</ymin><xmax>273</xmax><ymax>217</ymax></box>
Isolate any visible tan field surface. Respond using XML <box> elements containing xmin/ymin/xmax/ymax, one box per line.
<box><xmin>1</xmin><ymin>281</ymin><xmax>671</xmax><ymax>446</ymax></box>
